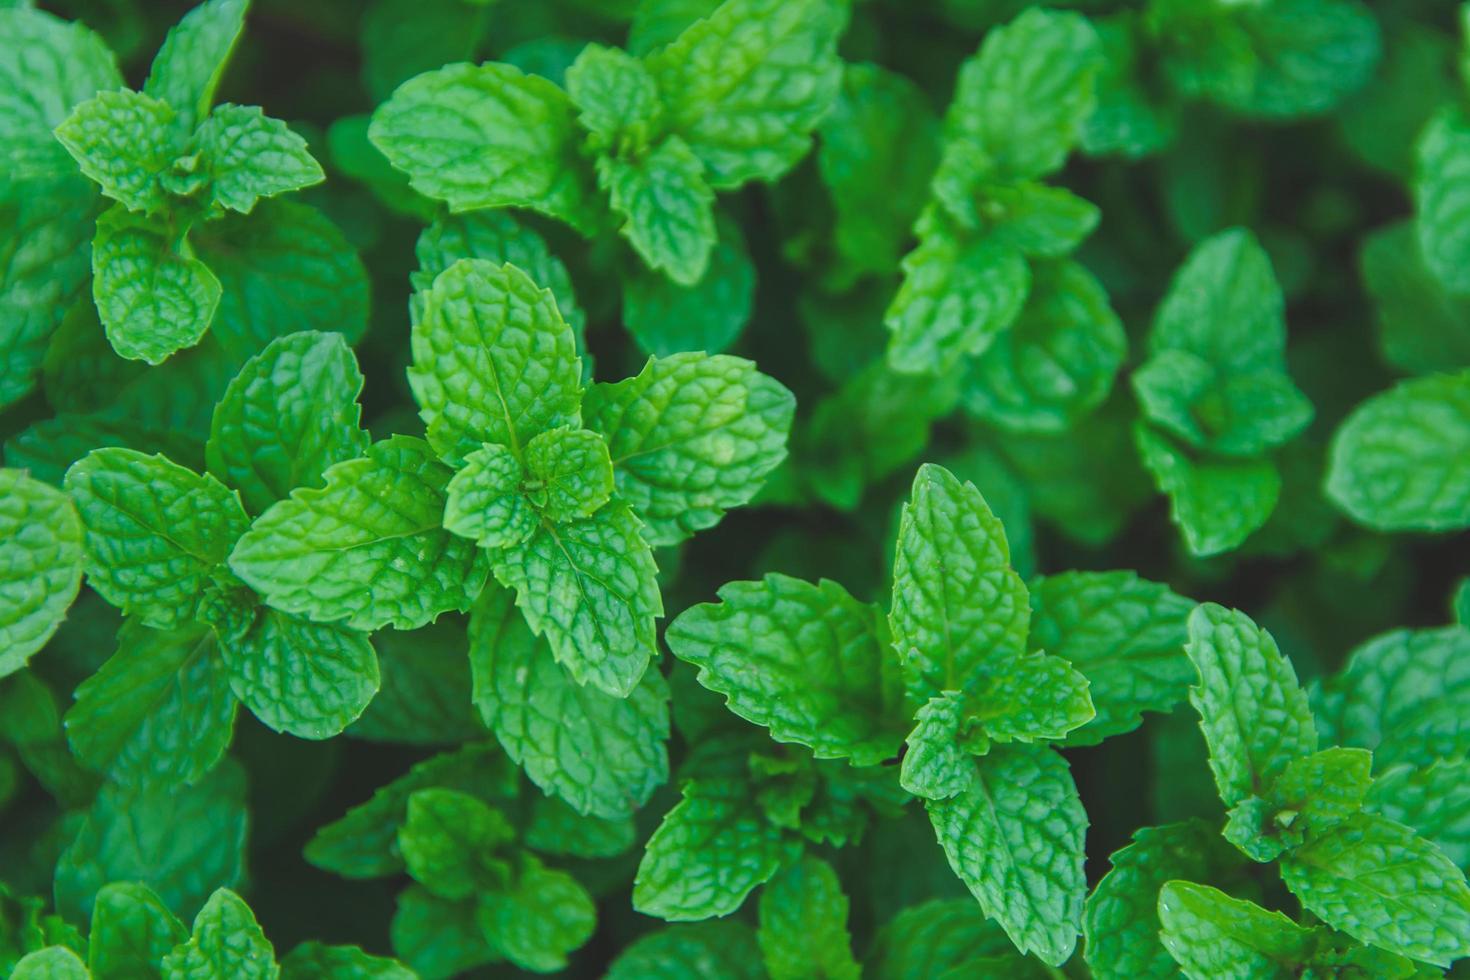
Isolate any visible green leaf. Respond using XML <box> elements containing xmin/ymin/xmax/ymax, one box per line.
<box><xmin>523</xmin><ymin>425</ymin><xmax>614</xmax><ymax>522</ymax></box>
<box><xmin>442</xmin><ymin>443</ymin><xmax>537</xmax><ymax>549</ymax></box>
<box><xmin>634</xmin><ymin>777</ymin><xmax>789</xmax><ymax>920</ymax></box>
<box><xmin>867</xmin><ymin>899</ymin><xmax>1016</xmax><ymax>980</ymax></box>
<box><xmin>0</xmin><ymin>469</ymin><xmax>83</xmax><ymax>677</ymax></box>
<box><xmin>1184</xmin><ymin>603</ymin><xmax>1317</xmax><ymax>809</ymax></box>
<box><xmin>1417</xmin><ymin>106</ymin><xmax>1470</xmax><ymax>296</ymax></box>
<box><xmin>667</xmin><ymin>574</ymin><xmax>909</xmax><ymax>766</ymax></box>
<box><xmin>1156</xmin><ymin>881</ymin><xmax>1319</xmax><ymax>979</ymax></box>
<box><xmin>885</xmin><ymin>224</ymin><xmax>1030</xmax><ymax>376</ymax></box>
<box><xmin>979</xmin><ymin>651</ymin><xmax>1094</xmax><ymax>746</ymax></box>
<box><xmin>230</xmin><ymin>435</ymin><xmax>488</xmax><ymax>631</ymax></box>
<box><xmin>1265</xmin><ymin>746</ymin><xmax>1372</xmax><ymax>835</ymax></box>
<box><xmin>489</xmin><ymin>501</ymin><xmax>660</xmax><ymax>698</ymax></box>
<box><xmin>195</xmin><ymin>104</ymin><xmax>324</xmax><ymax>214</ymax></box>
<box><xmin>219</xmin><ymin>609</ymin><xmax>379</xmax><ymax>740</ymax></box>
<box><xmin>350</xmin><ymin>616</ymin><xmax>483</xmax><ymax>747</ymax></box>
<box><xmin>469</xmin><ymin>582</ymin><xmax>669</xmax><ymax>818</ymax></box>
<box><xmin>409</xmin><ymin>258</ymin><xmax>583</xmax><ymax>466</ymax></box>
<box><xmin>162</xmin><ymin>888</ymin><xmax>277</xmax><ymax>980</ymax></box>
<box><xmin>91</xmin><ymin>207</ymin><xmax>222</xmax><ymax>364</ymax></box>
<box><xmin>757</xmin><ymin>856</ymin><xmax>859</xmax><ymax>980</ymax></box>
<box><xmin>1281</xmin><ymin>812</ymin><xmax>1470</xmax><ymax>967</ymax></box>
<box><xmin>523</xmin><ymin>795</ymin><xmax>637</xmax><ymax>859</ymax></box>
<box><xmin>55</xmin><ymin>762</ymin><xmax>247</xmax><ymax>923</ymax></box>
<box><xmin>961</xmin><ymin>259</ymin><xmax>1124</xmax><ymax>434</ymax></box>
<box><xmin>65</xmin><ymin>619</ymin><xmax>236</xmax><ymax>787</ymax></box>
<box><xmin>1360</xmin><ymin>221</ymin><xmax>1470</xmax><ymax>375</ymax></box>
<box><xmin>1133</xmin><ymin>351</ymin><xmax>1314</xmax><ymax>458</ymax></box>
<box><xmin>564</xmin><ymin>43</ymin><xmax>662</xmax><ymax>150</ymax></box>
<box><xmin>889</xmin><ymin>463</ymin><xmax>1029</xmax><ymax>698</ymax></box>
<box><xmin>605</xmin><ymin>921</ymin><xmax>763</xmax><ymax>980</ymax></box>
<box><xmin>53</xmin><ymin>89</ymin><xmax>183</xmax><ymax>214</ymax></box>
<box><xmin>278</xmin><ymin>942</ymin><xmax>415</xmax><ymax>980</ymax></box>
<box><xmin>206</xmin><ymin>330</ymin><xmax>368</xmax><ymax>515</ymax></box>
<box><xmin>586</xmin><ymin>352</ymin><xmax>793</xmax><ymax>545</ymax></box>
<box><xmin>900</xmin><ymin>694</ymin><xmax>972</xmax><ymax>800</ymax></box>
<box><xmin>1081</xmin><ymin>14</ymin><xmax>1178</xmax><ymax>159</ymax></box>
<box><xmin>0</xmin><ymin>7</ymin><xmax>121</xmax><ymax>181</ymax></box>
<box><xmin>1028</xmin><ymin>570</ymin><xmax>1194</xmax><ymax>746</ymax></box>
<box><xmin>65</xmin><ymin>447</ymin><xmax>249</xmax><ymax>629</ymax></box>
<box><xmin>12</xmin><ymin>946</ymin><xmax>88</xmax><ymax>979</ymax></box>
<box><xmin>926</xmin><ymin>744</ymin><xmax>1087</xmax><ymax>965</ymax></box>
<box><xmin>143</xmin><ymin>0</ymin><xmax>248</xmax><ymax>130</ymax></box>
<box><xmin>1366</xmin><ymin>759</ymin><xmax>1470</xmax><ymax>867</ymax></box>
<box><xmin>476</xmin><ymin>855</ymin><xmax>597</xmax><ymax>972</ymax></box>
<box><xmin>359</xmin><ymin>0</ymin><xmax>491</xmax><ymax>103</ymax></box>
<box><xmin>389</xmin><ymin>886</ymin><xmax>495</xmax><ymax>980</ymax></box>
<box><xmin>624</xmin><ymin>216</ymin><xmax>755</xmax><ymax>357</ymax></box>
<box><xmin>971</xmin><ymin>183</ymin><xmax>1100</xmax><ymax>258</ymax></box>
<box><xmin>368</xmin><ymin>61</ymin><xmax>599</xmax><ymax>231</ymax></box>
<box><xmin>1326</xmin><ymin>369</ymin><xmax>1470</xmax><ymax>532</ymax></box>
<box><xmin>646</xmin><ymin>0</ymin><xmax>845</xmax><ymax>188</ymax></box>
<box><xmin>1084</xmin><ymin>820</ymin><xmax>1245</xmax><ymax>980</ymax></box>
<box><xmin>398</xmin><ymin>788</ymin><xmax>515</xmax><ymax>900</ymax></box>
<box><xmin>1133</xmin><ymin>424</ymin><xmax>1281</xmax><ymax>557</ymax></box>
<box><xmin>89</xmin><ymin>881</ymin><xmax>186</xmax><ymax>980</ymax></box>
<box><xmin>598</xmin><ymin>136</ymin><xmax>716</xmax><ymax>285</ymax></box>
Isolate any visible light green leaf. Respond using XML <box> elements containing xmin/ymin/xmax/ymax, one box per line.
<box><xmin>564</xmin><ymin>43</ymin><xmax>662</xmax><ymax>151</ymax></box>
<box><xmin>489</xmin><ymin>500</ymin><xmax>661</xmax><ymax>698</ymax></box>
<box><xmin>1133</xmin><ymin>424</ymin><xmax>1281</xmax><ymax>557</ymax></box>
<box><xmin>978</xmin><ymin>652</ymin><xmax>1094</xmax><ymax>746</ymax></box>
<box><xmin>12</xmin><ymin>946</ymin><xmax>88</xmax><ymax>979</ymax></box>
<box><xmin>91</xmin><ymin>207</ymin><xmax>221</xmax><ymax>364</ymax></box>
<box><xmin>206</xmin><ymin>330</ymin><xmax>368</xmax><ymax>515</ymax></box>
<box><xmin>962</xmin><ymin>259</ymin><xmax>1124</xmax><ymax>434</ymax></box>
<box><xmin>1133</xmin><ymin>350</ymin><xmax>1313</xmax><ymax>458</ymax></box>
<box><xmin>900</xmin><ymin>693</ymin><xmax>971</xmax><ymax>800</ymax></box>
<box><xmin>598</xmin><ymin>136</ymin><xmax>716</xmax><ymax>286</ymax></box>
<box><xmin>278</xmin><ymin>942</ymin><xmax>416</xmax><ymax>980</ymax></box>
<box><xmin>398</xmin><ymin>788</ymin><xmax>514</xmax><ymax>900</ymax></box>
<box><xmin>1360</xmin><ymin>221</ymin><xmax>1470</xmax><ymax>375</ymax></box>
<box><xmin>757</xmin><ymin>856</ymin><xmax>858</xmax><ymax>980</ymax></box>
<box><xmin>469</xmin><ymin>582</ymin><xmax>669</xmax><ymax>818</ymax></box>
<box><xmin>195</xmin><ymin>104</ymin><xmax>324</xmax><ymax>214</ymax></box>
<box><xmin>634</xmin><ymin>776</ymin><xmax>789</xmax><ymax>921</ymax></box>
<box><xmin>476</xmin><ymin>855</ymin><xmax>596</xmax><ymax>972</ymax></box>
<box><xmin>229</xmin><ymin>435</ymin><xmax>488</xmax><ymax>631</ymax></box>
<box><xmin>89</xmin><ymin>881</ymin><xmax>187</xmax><ymax>980</ymax></box>
<box><xmin>64</xmin><ymin>447</ymin><xmax>248</xmax><ymax>629</ymax></box>
<box><xmin>586</xmin><ymin>352</ymin><xmax>794</xmax><ymax>545</ymax></box>
<box><xmin>1184</xmin><ymin>603</ymin><xmax>1317</xmax><ymax>809</ymax></box>
<box><xmin>53</xmin><ymin>89</ymin><xmax>183</xmax><ymax>214</ymax></box>
<box><xmin>622</xmin><ymin>215</ymin><xmax>755</xmax><ymax>357</ymax></box>
<box><xmin>389</xmin><ymin>886</ymin><xmax>495</xmax><ymax>980</ymax></box>
<box><xmin>1156</xmin><ymin>881</ymin><xmax>1319</xmax><ymax>980</ymax></box>
<box><xmin>926</xmin><ymin>744</ymin><xmax>1087</xmax><ymax>965</ymax></box>
<box><xmin>973</xmin><ymin>183</ymin><xmax>1100</xmax><ymax>258</ymax></box>
<box><xmin>605</xmin><ymin>921</ymin><xmax>763</xmax><ymax>980</ymax></box>
<box><xmin>0</xmin><ymin>469</ymin><xmax>83</xmax><ymax>677</ymax></box>
<box><xmin>218</xmin><ymin>609</ymin><xmax>378</xmax><ymax>740</ymax></box>
<box><xmin>1029</xmin><ymin>570</ymin><xmax>1194</xmax><ymax>746</ymax></box>
<box><xmin>368</xmin><ymin>61</ymin><xmax>599</xmax><ymax>231</ymax></box>
<box><xmin>442</xmin><ymin>443</ymin><xmax>536</xmax><ymax>549</ymax></box>
<box><xmin>1417</xmin><ymin>106</ymin><xmax>1470</xmax><ymax>296</ymax></box>
<box><xmin>523</xmin><ymin>425</ymin><xmax>614</xmax><ymax>522</ymax></box>
<box><xmin>1265</xmin><ymin>746</ymin><xmax>1372</xmax><ymax>835</ymax></box>
<box><xmin>890</xmin><ymin>463</ymin><xmax>1029</xmax><ymax>698</ymax></box>
<box><xmin>162</xmin><ymin>888</ymin><xmax>277</xmax><ymax>980</ymax></box>
<box><xmin>1325</xmin><ymin>369</ymin><xmax>1470</xmax><ymax>532</ymax></box>
<box><xmin>1281</xmin><ymin>812</ymin><xmax>1470</xmax><ymax>967</ymax></box>
<box><xmin>1366</xmin><ymin>759</ymin><xmax>1470</xmax><ymax>867</ymax></box>
<box><xmin>646</xmin><ymin>0</ymin><xmax>845</xmax><ymax>188</ymax></box>
<box><xmin>144</xmin><ymin>0</ymin><xmax>248</xmax><ymax>129</ymax></box>
<box><xmin>409</xmin><ymin>258</ymin><xmax>583</xmax><ymax>466</ymax></box>
<box><xmin>667</xmin><ymin>574</ymin><xmax>908</xmax><ymax>766</ymax></box>
<box><xmin>65</xmin><ymin>619</ymin><xmax>236</xmax><ymax>787</ymax></box>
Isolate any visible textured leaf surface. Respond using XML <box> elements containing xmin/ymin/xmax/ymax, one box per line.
<box><xmin>757</xmin><ymin>856</ymin><xmax>859</xmax><ymax>980</ymax></box>
<box><xmin>667</xmin><ymin>574</ymin><xmax>908</xmax><ymax>765</ymax></box>
<box><xmin>195</xmin><ymin>104</ymin><xmax>324</xmax><ymax>214</ymax></box>
<box><xmin>389</xmin><ymin>886</ymin><xmax>495</xmax><ymax>980</ymax></box>
<box><xmin>1417</xmin><ymin>107</ymin><xmax>1470</xmax><ymax>295</ymax></box>
<box><xmin>468</xmin><ymin>583</ymin><xmax>669</xmax><ymax>818</ymax></box>
<box><xmin>1157</xmin><ymin>881</ymin><xmax>1318</xmax><ymax>979</ymax></box>
<box><xmin>278</xmin><ymin>942</ymin><xmax>416</xmax><ymax>980</ymax></box>
<box><xmin>0</xmin><ymin>468</ymin><xmax>83</xmax><ymax>677</ymax></box>
<box><xmin>564</xmin><ymin>43</ymin><xmax>662</xmax><ymax>148</ymax></box>
<box><xmin>1366</xmin><ymin>759</ymin><xmax>1470</xmax><ymax>868</ymax></box>
<box><xmin>522</xmin><ymin>426</ymin><xmax>614</xmax><ymax>523</ymax></box>
<box><xmin>623</xmin><ymin>217</ymin><xmax>754</xmax><ymax>357</ymax></box>
<box><xmin>161</xmin><ymin>888</ymin><xmax>277</xmax><ymax>980</ymax></box>
<box><xmin>442</xmin><ymin>443</ymin><xmax>536</xmax><ymax>549</ymax></box>
<box><xmin>398</xmin><ymin>788</ymin><xmax>514</xmax><ymax>899</ymax></box>
<box><xmin>1133</xmin><ymin>350</ymin><xmax>1313</xmax><ymax>458</ymax></box>
<box><xmin>1150</xmin><ymin>228</ymin><xmax>1287</xmax><ymax>373</ymax></box>
<box><xmin>143</xmin><ymin>0</ymin><xmax>247</xmax><ymax>129</ymax></box>
<box><xmin>1134</xmin><ymin>424</ymin><xmax>1280</xmax><ymax>557</ymax></box>
<box><xmin>1360</xmin><ymin>221</ymin><xmax>1470</xmax><ymax>375</ymax></box>
<box><xmin>476</xmin><ymin>856</ymin><xmax>596</xmax><ymax>972</ymax></box>
<box><xmin>866</xmin><ymin>899</ymin><xmax>1014</xmax><ymax>980</ymax></box>
<box><xmin>605</xmin><ymin>921</ymin><xmax>764</xmax><ymax>980</ymax></box>
<box><xmin>230</xmin><ymin>436</ymin><xmax>488</xmax><ymax>631</ymax></box>
<box><xmin>586</xmin><ymin>352</ymin><xmax>793</xmax><ymax>545</ymax></box>
<box><xmin>89</xmin><ymin>881</ymin><xmax>187</xmax><ymax>980</ymax></box>
<box><xmin>598</xmin><ymin>137</ymin><xmax>716</xmax><ymax>286</ymax></box>
<box><xmin>900</xmin><ymin>694</ymin><xmax>971</xmax><ymax>800</ymax></box>
<box><xmin>65</xmin><ymin>447</ymin><xmax>248</xmax><ymax>629</ymax></box>
<box><xmin>12</xmin><ymin>947</ymin><xmax>88</xmax><ymax>979</ymax></box>
<box><xmin>53</xmin><ymin>89</ymin><xmax>182</xmax><ymax>214</ymax></box>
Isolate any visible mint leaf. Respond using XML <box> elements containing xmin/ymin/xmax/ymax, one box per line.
<box><xmin>1133</xmin><ymin>424</ymin><xmax>1281</xmax><ymax>557</ymax></box>
<box><xmin>206</xmin><ymin>330</ymin><xmax>368</xmax><ymax>515</ymax></box>
<box><xmin>1281</xmin><ymin>812</ymin><xmax>1470</xmax><ymax>967</ymax></box>
<box><xmin>1360</xmin><ymin>221</ymin><xmax>1470</xmax><ymax>375</ymax></box>
<box><xmin>0</xmin><ymin>469</ymin><xmax>83</xmax><ymax>677</ymax></box>
<box><xmin>88</xmin><ymin>881</ymin><xmax>187</xmax><ymax>980</ymax></box>
<box><xmin>468</xmin><ymin>582</ymin><xmax>669</xmax><ymax>818</ymax></box>
<box><xmin>523</xmin><ymin>425</ymin><xmax>614</xmax><ymax>522</ymax></box>
<box><xmin>598</xmin><ymin>137</ymin><xmax>716</xmax><ymax>286</ymax></box>
<box><xmin>1416</xmin><ymin>106</ymin><xmax>1470</xmax><ymax>295</ymax></box>
<box><xmin>53</xmin><ymin>89</ymin><xmax>183</xmax><ymax>214</ymax></box>
<box><xmin>606</xmin><ymin>921</ymin><xmax>763</xmax><ymax>980</ymax></box>
<box><xmin>64</xmin><ymin>447</ymin><xmax>248</xmax><ymax>629</ymax></box>
<box><xmin>442</xmin><ymin>443</ymin><xmax>537</xmax><ymax>549</ymax></box>
<box><xmin>1157</xmin><ymin>881</ymin><xmax>1319</xmax><ymax>979</ymax></box>
<box><xmin>143</xmin><ymin>0</ymin><xmax>248</xmax><ymax>130</ymax></box>
<box><xmin>1326</xmin><ymin>369</ymin><xmax>1470</xmax><ymax>532</ymax></box>
<box><xmin>1081</xmin><ymin>14</ymin><xmax>1178</xmax><ymax>159</ymax></box>
<box><xmin>1366</xmin><ymin>759</ymin><xmax>1470</xmax><ymax>867</ymax></box>
<box><xmin>489</xmin><ymin>500</ymin><xmax>661</xmax><ymax>698</ymax></box>
<box><xmin>230</xmin><ymin>435</ymin><xmax>488</xmax><ymax>631</ymax></box>
<box><xmin>12</xmin><ymin>947</ymin><xmax>87</xmax><ymax>979</ymax></box>
<box><xmin>757</xmin><ymin>856</ymin><xmax>859</xmax><ymax>980</ymax></box>
<box><xmin>195</xmin><ymin>104</ymin><xmax>324</xmax><ymax>214</ymax></box>
<box><xmin>476</xmin><ymin>855</ymin><xmax>597</xmax><ymax>972</ymax></box>
<box><xmin>65</xmin><ymin>619</ymin><xmax>235</xmax><ymax>787</ymax></box>
<box><xmin>867</xmin><ymin>900</ymin><xmax>1015</xmax><ymax>979</ymax></box>
<box><xmin>389</xmin><ymin>886</ymin><xmax>494</xmax><ymax>980</ymax></box>
<box><xmin>900</xmin><ymin>694</ymin><xmax>972</xmax><ymax>800</ymax></box>
<box><xmin>161</xmin><ymin>888</ymin><xmax>277</xmax><ymax>980</ymax></box>
<box><xmin>565</xmin><ymin>43</ymin><xmax>662</xmax><ymax>150</ymax></box>
<box><xmin>586</xmin><ymin>352</ymin><xmax>794</xmax><ymax>545</ymax></box>
<box><xmin>350</xmin><ymin>617</ymin><xmax>483</xmax><ymax>746</ymax></box>
<box><xmin>278</xmin><ymin>942</ymin><xmax>415</xmax><ymax>980</ymax></box>
<box><xmin>409</xmin><ymin>258</ymin><xmax>583</xmax><ymax>466</ymax></box>
<box><xmin>91</xmin><ymin>207</ymin><xmax>222</xmax><ymax>364</ymax></box>
<box><xmin>624</xmin><ymin>213</ymin><xmax>754</xmax><ymax>360</ymax></box>
<box><xmin>926</xmin><ymin>744</ymin><xmax>1087</xmax><ymax>965</ymax></box>
<box><xmin>398</xmin><ymin>788</ymin><xmax>514</xmax><ymax>899</ymax></box>
<box><xmin>524</xmin><ymin>795</ymin><xmax>636</xmax><ymax>859</ymax></box>
<box><xmin>218</xmin><ymin>609</ymin><xmax>378</xmax><ymax>740</ymax></box>
<box><xmin>1184</xmin><ymin>603</ymin><xmax>1318</xmax><ymax>808</ymax></box>
<box><xmin>646</xmin><ymin>0</ymin><xmax>845</xmax><ymax>188</ymax></box>
<box><xmin>1133</xmin><ymin>350</ymin><xmax>1314</xmax><ymax>458</ymax></box>
<box><xmin>368</xmin><ymin>62</ymin><xmax>599</xmax><ymax>231</ymax></box>
<box><xmin>666</xmin><ymin>574</ymin><xmax>908</xmax><ymax>766</ymax></box>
